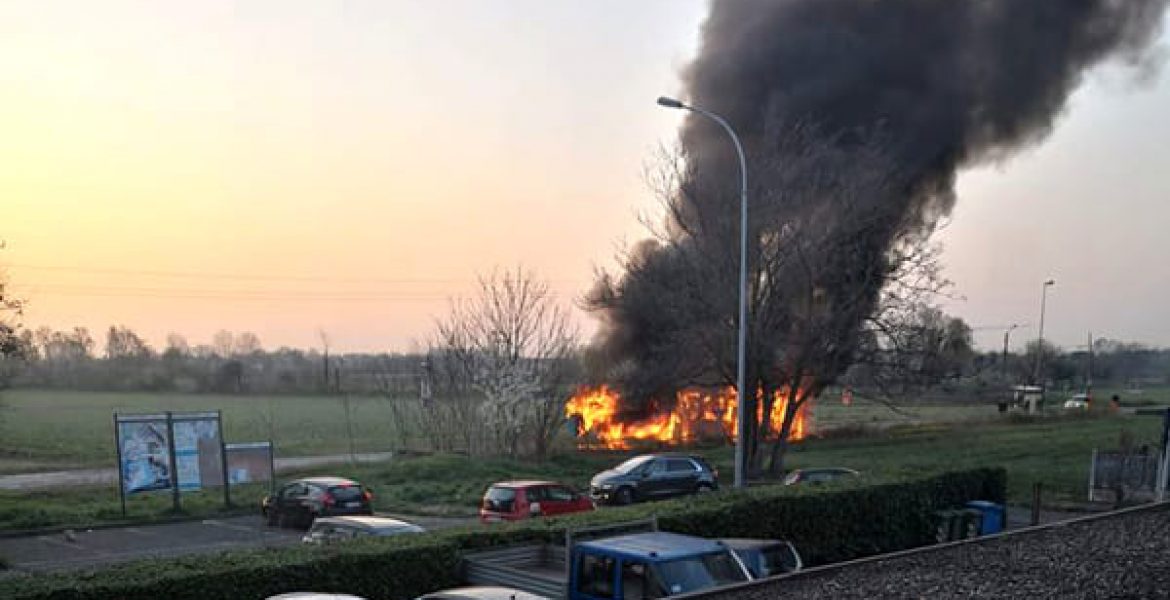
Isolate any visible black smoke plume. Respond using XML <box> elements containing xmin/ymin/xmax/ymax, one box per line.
<box><xmin>588</xmin><ymin>0</ymin><xmax>1167</xmax><ymax>402</ymax></box>
<box><xmin>682</xmin><ymin>0</ymin><xmax>1167</xmax><ymax>208</ymax></box>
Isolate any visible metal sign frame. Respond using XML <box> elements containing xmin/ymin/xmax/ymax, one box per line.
<box><xmin>114</xmin><ymin>410</ymin><xmax>228</xmax><ymax>515</ymax></box>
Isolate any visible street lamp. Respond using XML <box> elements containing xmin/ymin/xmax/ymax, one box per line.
<box><xmin>1033</xmin><ymin>279</ymin><xmax>1056</xmax><ymax>388</ymax></box>
<box><xmin>1002</xmin><ymin>324</ymin><xmax>1019</xmax><ymax>377</ymax></box>
<box><xmin>657</xmin><ymin>95</ymin><xmax>749</xmax><ymax>489</ymax></box>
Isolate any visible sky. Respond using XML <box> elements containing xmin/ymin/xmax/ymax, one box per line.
<box><xmin>2</xmin><ymin>1</ymin><xmax>1168</xmax><ymax>354</ymax></box>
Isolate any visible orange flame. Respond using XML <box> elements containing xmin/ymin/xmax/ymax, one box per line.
<box><xmin>565</xmin><ymin>385</ymin><xmax>813</xmax><ymax>450</ymax></box>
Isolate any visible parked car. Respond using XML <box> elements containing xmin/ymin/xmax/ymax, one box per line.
<box><xmin>782</xmin><ymin>467</ymin><xmax>860</xmax><ymax>486</ymax></box>
<box><xmin>480</xmin><ymin>480</ymin><xmax>594</xmax><ymax>522</ymax></box>
<box><xmin>263</xmin><ymin>476</ymin><xmax>374</xmax><ymax>529</ymax></box>
<box><xmin>589</xmin><ymin>453</ymin><xmax>718</xmax><ymax>505</ymax></box>
<box><xmin>266</xmin><ymin>594</ymin><xmax>367</xmax><ymax>600</ymax></box>
<box><xmin>303</xmin><ymin>515</ymin><xmax>424</xmax><ymax>544</ymax></box>
<box><xmin>720</xmin><ymin>538</ymin><xmax>803</xmax><ymax>579</ymax></box>
<box><xmin>1064</xmin><ymin>393</ymin><xmax>1090</xmax><ymax>410</ymax></box>
<box><xmin>416</xmin><ymin>586</ymin><xmax>546</xmax><ymax>600</ymax></box>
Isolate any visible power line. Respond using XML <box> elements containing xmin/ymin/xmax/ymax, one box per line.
<box><xmin>6</xmin><ymin>263</ymin><xmax>589</xmax><ymax>286</ymax></box>
<box><xmin>8</xmin><ymin>283</ymin><xmax>574</xmax><ymax>303</ymax></box>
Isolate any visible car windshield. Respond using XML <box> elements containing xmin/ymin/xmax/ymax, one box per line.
<box><xmin>329</xmin><ymin>485</ymin><xmax>364</xmax><ymax>502</ymax></box>
<box><xmin>614</xmin><ymin>455</ymin><xmax>655</xmax><ymax>474</ymax></box>
<box><xmin>483</xmin><ymin>486</ymin><xmax>516</xmax><ymax>511</ymax></box>
<box><xmin>761</xmin><ymin>544</ymin><xmax>800</xmax><ymax>574</ymax></box>
<box><xmin>653</xmin><ymin>551</ymin><xmax>747</xmax><ymax>594</ymax></box>
<box><xmin>737</xmin><ymin>544</ymin><xmax>800</xmax><ymax>578</ymax></box>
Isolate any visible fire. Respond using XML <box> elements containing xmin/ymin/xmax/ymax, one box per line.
<box><xmin>565</xmin><ymin>385</ymin><xmax>813</xmax><ymax>450</ymax></box>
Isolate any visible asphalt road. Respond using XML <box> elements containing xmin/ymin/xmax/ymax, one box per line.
<box><xmin>0</xmin><ymin>512</ymin><xmax>472</xmax><ymax>574</ymax></box>
<box><xmin>0</xmin><ymin>452</ymin><xmax>396</xmax><ymax>491</ymax></box>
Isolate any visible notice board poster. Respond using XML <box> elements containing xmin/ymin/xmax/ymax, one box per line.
<box><xmin>226</xmin><ymin>442</ymin><xmax>274</xmax><ymax>485</ymax></box>
<box><xmin>173</xmin><ymin>416</ymin><xmax>222</xmax><ymax>491</ymax></box>
<box><xmin>117</xmin><ymin>418</ymin><xmax>172</xmax><ymax>494</ymax></box>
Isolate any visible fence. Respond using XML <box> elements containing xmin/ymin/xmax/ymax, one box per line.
<box><xmin>1088</xmin><ymin>450</ymin><xmax>1162</xmax><ymax>502</ymax></box>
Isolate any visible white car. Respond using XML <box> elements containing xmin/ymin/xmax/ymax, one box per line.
<box><xmin>302</xmin><ymin>515</ymin><xmax>425</xmax><ymax>545</ymax></box>
<box><xmin>416</xmin><ymin>586</ymin><xmax>547</xmax><ymax>600</ymax></box>
<box><xmin>267</xmin><ymin>594</ymin><xmax>367</xmax><ymax>600</ymax></box>
<box><xmin>1063</xmin><ymin>394</ymin><xmax>1089</xmax><ymax>410</ymax></box>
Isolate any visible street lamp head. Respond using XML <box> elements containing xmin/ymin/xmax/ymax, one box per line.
<box><xmin>656</xmin><ymin>96</ymin><xmax>685</xmax><ymax>109</ymax></box>
<box><xmin>1044</xmin><ymin>279</ymin><xmax>1055</xmax><ymax>286</ymax></box>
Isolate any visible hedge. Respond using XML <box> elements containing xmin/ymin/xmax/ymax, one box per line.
<box><xmin>0</xmin><ymin>467</ymin><xmax>1004</xmax><ymax>600</ymax></box>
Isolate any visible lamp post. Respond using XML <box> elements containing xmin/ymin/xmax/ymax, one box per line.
<box><xmin>1033</xmin><ymin>279</ymin><xmax>1055</xmax><ymax>389</ymax></box>
<box><xmin>657</xmin><ymin>96</ymin><xmax>749</xmax><ymax>488</ymax></box>
<box><xmin>1002</xmin><ymin>323</ymin><xmax>1019</xmax><ymax>379</ymax></box>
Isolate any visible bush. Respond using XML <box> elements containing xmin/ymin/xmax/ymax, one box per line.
<box><xmin>0</xmin><ymin>468</ymin><xmax>1004</xmax><ymax>600</ymax></box>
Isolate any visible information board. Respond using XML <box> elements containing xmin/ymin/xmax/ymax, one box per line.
<box><xmin>116</xmin><ymin>415</ymin><xmax>172</xmax><ymax>494</ymax></box>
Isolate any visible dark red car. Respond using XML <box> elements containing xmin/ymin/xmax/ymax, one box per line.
<box><xmin>479</xmin><ymin>480</ymin><xmax>594</xmax><ymax>523</ymax></box>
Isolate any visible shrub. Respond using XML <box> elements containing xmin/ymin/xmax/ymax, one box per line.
<box><xmin>0</xmin><ymin>468</ymin><xmax>1004</xmax><ymax>600</ymax></box>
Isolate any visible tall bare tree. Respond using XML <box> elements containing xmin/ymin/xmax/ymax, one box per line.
<box><xmin>588</xmin><ymin>119</ymin><xmax>948</xmax><ymax>476</ymax></box>
<box><xmin>427</xmin><ymin>267</ymin><xmax>579</xmax><ymax>458</ymax></box>
<box><xmin>0</xmin><ymin>251</ymin><xmax>27</xmax><ymax>390</ymax></box>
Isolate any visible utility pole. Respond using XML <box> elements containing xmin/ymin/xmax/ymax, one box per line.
<box><xmin>1086</xmin><ymin>331</ymin><xmax>1094</xmax><ymax>403</ymax></box>
<box><xmin>1033</xmin><ymin>279</ymin><xmax>1055</xmax><ymax>390</ymax></box>
<box><xmin>1002</xmin><ymin>324</ymin><xmax>1019</xmax><ymax>380</ymax></box>
<box><xmin>657</xmin><ymin>95</ymin><xmax>750</xmax><ymax>489</ymax></box>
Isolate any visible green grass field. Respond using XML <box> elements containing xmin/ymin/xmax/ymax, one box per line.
<box><xmin>0</xmin><ymin>390</ymin><xmax>414</xmax><ymax>474</ymax></box>
<box><xmin>271</xmin><ymin>411</ymin><xmax>1166</xmax><ymax>512</ymax></box>
<box><xmin>11</xmin><ymin>387</ymin><xmax>1159</xmax><ymax>474</ymax></box>
<box><xmin>1</xmin><ymin>408</ymin><xmax>1161</xmax><ymax>531</ymax></box>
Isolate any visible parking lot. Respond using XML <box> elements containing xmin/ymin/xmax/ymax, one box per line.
<box><xmin>0</xmin><ymin>513</ymin><xmax>472</xmax><ymax>573</ymax></box>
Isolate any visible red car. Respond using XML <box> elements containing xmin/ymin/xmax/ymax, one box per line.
<box><xmin>479</xmin><ymin>480</ymin><xmax>594</xmax><ymax>523</ymax></box>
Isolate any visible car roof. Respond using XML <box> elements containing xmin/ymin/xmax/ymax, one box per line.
<box><xmin>418</xmin><ymin>586</ymin><xmax>545</xmax><ymax>600</ymax></box>
<box><xmin>265</xmin><ymin>594</ymin><xmax>367</xmax><ymax>600</ymax></box>
<box><xmin>719</xmin><ymin>538</ymin><xmax>789</xmax><ymax>550</ymax></box>
<box><xmin>313</xmin><ymin>516</ymin><xmax>418</xmax><ymax>531</ymax></box>
<box><xmin>295</xmin><ymin>477</ymin><xmax>360</xmax><ymax>487</ymax></box>
<box><xmin>639</xmin><ymin>452</ymin><xmax>704</xmax><ymax>459</ymax></box>
<box><xmin>490</xmin><ymin>480</ymin><xmax>563</xmax><ymax>489</ymax></box>
<box><xmin>578</xmin><ymin>532</ymin><xmax>726</xmax><ymax>561</ymax></box>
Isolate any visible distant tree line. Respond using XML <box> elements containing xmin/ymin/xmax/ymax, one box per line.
<box><xmin>845</xmin><ymin>332</ymin><xmax>1170</xmax><ymax>403</ymax></box>
<box><xmin>7</xmin><ymin>326</ymin><xmax>429</xmax><ymax>396</ymax></box>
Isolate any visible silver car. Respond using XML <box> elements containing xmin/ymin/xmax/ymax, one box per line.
<box><xmin>416</xmin><ymin>587</ymin><xmax>547</xmax><ymax>600</ymax></box>
<box><xmin>302</xmin><ymin>515</ymin><xmax>425</xmax><ymax>545</ymax></box>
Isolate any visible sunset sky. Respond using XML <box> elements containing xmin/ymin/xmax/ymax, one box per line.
<box><xmin>3</xmin><ymin>1</ymin><xmax>1168</xmax><ymax>353</ymax></box>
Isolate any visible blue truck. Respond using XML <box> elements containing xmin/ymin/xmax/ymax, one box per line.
<box><xmin>460</xmin><ymin>521</ymin><xmax>750</xmax><ymax>599</ymax></box>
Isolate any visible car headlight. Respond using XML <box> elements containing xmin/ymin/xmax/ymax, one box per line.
<box><xmin>597</xmin><ymin>483</ymin><xmax>614</xmax><ymax>490</ymax></box>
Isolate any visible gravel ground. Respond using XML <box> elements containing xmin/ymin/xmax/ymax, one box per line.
<box><xmin>705</xmin><ymin>504</ymin><xmax>1170</xmax><ymax>600</ymax></box>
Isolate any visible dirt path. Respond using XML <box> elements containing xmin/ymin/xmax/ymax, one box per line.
<box><xmin>0</xmin><ymin>452</ymin><xmax>396</xmax><ymax>491</ymax></box>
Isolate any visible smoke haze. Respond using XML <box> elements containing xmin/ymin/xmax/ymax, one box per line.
<box><xmin>682</xmin><ymin>0</ymin><xmax>1168</xmax><ymax>219</ymax></box>
<box><xmin>588</xmin><ymin>0</ymin><xmax>1168</xmax><ymax>398</ymax></box>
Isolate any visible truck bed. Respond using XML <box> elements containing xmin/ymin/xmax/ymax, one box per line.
<box><xmin>462</xmin><ymin>543</ymin><xmax>568</xmax><ymax>599</ymax></box>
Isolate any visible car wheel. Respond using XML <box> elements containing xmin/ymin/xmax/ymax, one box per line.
<box><xmin>696</xmin><ymin>483</ymin><xmax>714</xmax><ymax>494</ymax></box>
<box><xmin>615</xmin><ymin>487</ymin><xmax>634</xmax><ymax>506</ymax></box>
<box><xmin>276</xmin><ymin>511</ymin><xmax>291</xmax><ymax>529</ymax></box>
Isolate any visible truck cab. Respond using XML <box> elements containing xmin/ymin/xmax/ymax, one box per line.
<box><xmin>461</xmin><ymin>526</ymin><xmax>748</xmax><ymax>600</ymax></box>
<box><xmin>570</xmin><ymin>532</ymin><xmax>747</xmax><ymax>599</ymax></box>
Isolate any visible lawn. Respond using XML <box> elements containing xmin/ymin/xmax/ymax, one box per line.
<box><xmin>0</xmin><ymin>390</ymin><xmax>415</xmax><ymax>473</ymax></box>
<box><xmin>8</xmin><ymin>387</ymin><xmax>1151</xmax><ymax>474</ymax></box>
<box><xmin>1</xmin><ymin>409</ymin><xmax>1159</xmax><ymax>531</ymax></box>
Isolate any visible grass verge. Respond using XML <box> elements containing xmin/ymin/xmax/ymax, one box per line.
<box><xmin>0</xmin><ymin>410</ymin><xmax>1159</xmax><ymax>531</ymax></box>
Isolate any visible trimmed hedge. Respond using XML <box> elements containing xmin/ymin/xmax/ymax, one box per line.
<box><xmin>0</xmin><ymin>467</ymin><xmax>1004</xmax><ymax>600</ymax></box>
